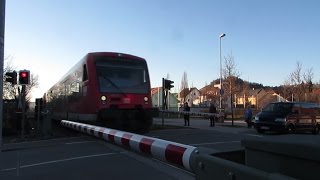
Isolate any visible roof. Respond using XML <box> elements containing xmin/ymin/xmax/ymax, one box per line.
<box><xmin>151</xmin><ymin>87</ymin><xmax>161</xmax><ymax>96</ymax></box>
<box><xmin>179</xmin><ymin>87</ymin><xmax>199</xmax><ymax>98</ymax></box>
<box><xmin>200</xmin><ymin>85</ymin><xmax>219</xmax><ymax>94</ymax></box>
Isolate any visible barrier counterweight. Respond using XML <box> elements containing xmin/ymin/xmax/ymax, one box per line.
<box><xmin>61</xmin><ymin>120</ymin><xmax>197</xmax><ymax>172</ymax></box>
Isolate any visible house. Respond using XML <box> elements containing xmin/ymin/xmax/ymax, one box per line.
<box><xmin>199</xmin><ymin>84</ymin><xmax>220</xmax><ymax>107</ymax></box>
<box><xmin>151</xmin><ymin>87</ymin><xmax>179</xmax><ymax>111</ymax></box>
<box><xmin>178</xmin><ymin>87</ymin><xmax>201</xmax><ymax>107</ymax></box>
<box><xmin>234</xmin><ymin>88</ymin><xmax>264</xmax><ymax>108</ymax></box>
<box><xmin>234</xmin><ymin>88</ymin><xmax>289</xmax><ymax>109</ymax></box>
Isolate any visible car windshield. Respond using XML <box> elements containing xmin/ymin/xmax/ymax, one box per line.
<box><xmin>96</xmin><ymin>61</ymin><xmax>149</xmax><ymax>94</ymax></box>
<box><xmin>262</xmin><ymin>103</ymin><xmax>293</xmax><ymax>114</ymax></box>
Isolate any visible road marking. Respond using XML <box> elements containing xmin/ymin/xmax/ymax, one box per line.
<box><xmin>5</xmin><ymin>136</ymin><xmax>82</xmax><ymax>145</ymax></box>
<box><xmin>1</xmin><ymin>152</ymin><xmax>123</xmax><ymax>172</ymax></box>
<box><xmin>65</xmin><ymin>140</ymin><xmax>96</xmax><ymax>145</ymax></box>
<box><xmin>190</xmin><ymin>141</ymin><xmax>240</xmax><ymax>146</ymax></box>
<box><xmin>244</xmin><ymin>134</ymin><xmax>264</xmax><ymax>138</ymax></box>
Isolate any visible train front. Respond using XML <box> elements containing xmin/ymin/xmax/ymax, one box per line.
<box><xmin>94</xmin><ymin>54</ymin><xmax>157</xmax><ymax>133</ymax></box>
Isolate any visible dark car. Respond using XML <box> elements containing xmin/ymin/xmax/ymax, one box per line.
<box><xmin>254</xmin><ymin>102</ymin><xmax>320</xmax><ymax>134</ymax></box>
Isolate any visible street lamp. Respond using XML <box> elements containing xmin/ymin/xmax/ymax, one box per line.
<box><xmin>219</xmin><ymin>33</ymin><xmax>226</xmax><ymax>109</ymax></box>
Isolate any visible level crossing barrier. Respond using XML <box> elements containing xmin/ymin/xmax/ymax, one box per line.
<box><xmin>61</xmin><ymin>120</ymin><xmax>206</xmax><ymax>173</ymax></box>
<box><xmin>61</xmin><ymin>120</ymin><xmax>298</xmax><ymax>179</ymax></box>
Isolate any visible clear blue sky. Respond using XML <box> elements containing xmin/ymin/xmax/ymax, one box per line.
<box><xmin>4</xmin><ymin>0</ymin><xmax>320</xmax><ymax>99</ymax></box>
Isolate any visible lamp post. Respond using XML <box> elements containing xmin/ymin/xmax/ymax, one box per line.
<box><xmin>219</xmin><ymin>33</ymin><xmax>226</xmax><ymax>110</ymax></box>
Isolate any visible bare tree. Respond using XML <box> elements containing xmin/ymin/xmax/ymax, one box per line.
<box><xmin>3</xmin><ymin>56</ymin><xmax>18</xmax><ymax>99</ymax></box>
<box><xmin>223</xmin><ymin>52</ymin><xmax>240</xmax><ymax>79</ymax></box>
<box><xmin>223</xmin><ymin>52</ymin><xmax>240</xmax><ymax>125</ymax></box>
<box><xmin>223</xmin><ymin>52</ymin><xmax>241</xmax><ymax>103</ymax></box>
<box><xmin>25</xmin><ymin>74</ymin><xmax>40</xmax><ymax>102</ymax></box>
<box><xmin>290</xmin><ymin>61</ymin><xmax>303</xmax><ymax>85</ymax></box>
<box><xmin>180</xmin><ymin>71</ymin><xmax>188</xmax><ymax>103</ymax></box>
<box><xmin>289</xmin><ymin>61</ymin><xmax>305</xmax><ymax>101</ymax></box>
<box><xmin>281</xmin><ymin>76</ymin><xmax>295</xmax><ymax>101</ymax></box>
<box><xmin>166</xmin><ymin>73</ymin><xmax>170</xmax><ymax>80</ymax></box>
<box><xmin>303</xmin><ymin>67</ymin><xmax>314</xmax><ymax>101</ymax></box>
<box><xmin>284</xmin><ymin>61</ymin><xmax>316</xmax><ymax>102</ymax></box>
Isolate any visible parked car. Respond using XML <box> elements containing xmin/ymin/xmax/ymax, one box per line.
<box><xmin>254</xmin><ymin>102</ymin><xmax>320</xmax><ymax>134</ymax></box>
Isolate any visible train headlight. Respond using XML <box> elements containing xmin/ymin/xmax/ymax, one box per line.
<box><xmin>101</xmin><ymin>96</ymin><xmax>107</xmax><ymax>104</ymax></box>
<box><xmin>101</xmin><ymin>96</ymin><xmax>107</xmax><ymax>101</ymax></box>
<box><xmin>144</xmin><ymin>97</ymin><xmax>148</xmax><ymax>102</ymax></box>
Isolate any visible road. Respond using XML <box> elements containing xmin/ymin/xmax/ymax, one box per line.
<box><xmin>149</xmin><ymin>117</ymin><xmax>264</xmax><ymax>151</ymax></box>
<box><xmin>0</xmin><ymin>135</ymin><xmax>194</xmax><ymax>180</ymax></box>
<box><xmin>1</xmin><ymin>117</ymin><xmax>319</xmax><ymax>179</ymax></box>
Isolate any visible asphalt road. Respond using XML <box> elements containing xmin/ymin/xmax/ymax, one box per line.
<box><xmin>0</xmin><ymin>135</ymin><xmax>194</xmax><ymax>180</ymax></box>
<box><xmin>1</xmin><ymin>117</ymin><xmax>319</xmax><ymax>180</ymax></box>
<box><xmin>150</xmin><ymin>117</ymin><xmax>262</xmax><ymax>151</ymax></box>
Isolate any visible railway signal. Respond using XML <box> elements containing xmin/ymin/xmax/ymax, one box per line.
<box><xmin>19</xmin><ymin>70</ymin><xmax>30</xmax><ymax>85</ymax></box>
<box><xmin>5</xmin><ymin>71</ymin><xmax>17</xmax><ymax>84</ymax></box>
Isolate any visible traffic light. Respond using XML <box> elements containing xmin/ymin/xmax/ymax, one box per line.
<box><xmin>5</xmin><ymin>71</ymin><xmax>17</xmax><ymax>84</ymax></box>
<box><xmin>164</xmin><ymin>79</ymin><xmax>174</xmax><ymax>90</ymax></box>
<box><xmin>19</xmin><ymin>70</ymin><xmax>30</xmax><ymax>85</ymax></box>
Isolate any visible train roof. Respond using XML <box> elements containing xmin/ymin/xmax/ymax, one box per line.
<box><xmin>46</xmin><ymin>52</ymin><xmax>147</xmax><ymax>92</ymax></box>
<box><xmin>87</xmin><ymin>52</ymin><xmax>146</xmax><ymax>61</ymax></box>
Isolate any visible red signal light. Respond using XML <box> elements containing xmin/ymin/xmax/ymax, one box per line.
<box><xmin>20</xmin><ymin>72</ymin><xmax>27</xmax><ymax>78</ymax></box>
<box><xmin>19</xmin><ymin>70</ymin><xmax>30</xmax><ymax>85</ymax></box>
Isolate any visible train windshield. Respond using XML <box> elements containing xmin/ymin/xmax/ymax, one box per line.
<box><xmin>96</xmin><ymin>59</ymin><xmax>149</xmax><ymax>94</ymax></box>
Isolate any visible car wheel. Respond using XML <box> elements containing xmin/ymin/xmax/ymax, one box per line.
<box><xmin>312</xmin><ymin>124</ymin><xmax>320</xmax><ymax>135</ymax></box>
<box><xmin>286</xmin><ymin>124</ymin><xmax>295</xmax><ymax>134</ymax></box>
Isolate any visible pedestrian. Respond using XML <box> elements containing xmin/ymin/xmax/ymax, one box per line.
<box><xmin>245</xmin><ymin>106</ymin><xmax>253</xmax><ymax>128</ymax></box>
<box><xmin>209</xmin><ymin>103</ymin><xmax>216</xmax><ymax>127</ymax></box>
<box><xmin>183</xmin><ymin>102</ymin><xmax>190</xmax><ymax>126</ymax></box>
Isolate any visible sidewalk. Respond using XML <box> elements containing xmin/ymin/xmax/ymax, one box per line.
<box><xmin>153</xmin><ymin>117</ymin><xmax>254</xmax><ymax>134</ymax></box>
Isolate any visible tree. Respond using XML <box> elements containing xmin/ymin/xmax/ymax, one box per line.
<box><xmin>3</xmin><ymin>56</ymin><xmax>18</xmax><ymax>99</ymax></box>
<box><xmin>180</xmin><ymin>71</ymin><xmax>188</xmax><ymax>103</ymax></box>
<box><xmin>290</xmin><ymin>61</ymin><xmax>304</xmax><ymax>101</ymax></box>
<box><xmin>223</xmin><ymin>52</ymin><xmax>241</xmax><ymax>106</ymax></box>
<box><xmin>283</xmin><ymin>61</ymin><xmax>316</xmax><ymax>102</ymax></box>
<box><xmin>281</xmin><ymin>76</ymin><xmax>294</xmax><ymax>101</ymax></box>
<box><xmin>303</xmin><ymin>67</ymin><xmax>314</xmax><ymax>101</ymax></box>
<box><xmin>223</xmin><ymin>52</ymin><xmax>241</xmax><ymax>126</ymax></box>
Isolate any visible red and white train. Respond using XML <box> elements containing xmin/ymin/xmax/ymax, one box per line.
<box><xmin>44</xmin><ymin>52</ymin><xmax>158</xmax><ymax>133</ymax></box>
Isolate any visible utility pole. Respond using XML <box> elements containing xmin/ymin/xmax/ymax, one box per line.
<box><xmin>21</xmin><ymin>85</ymin><xmax>26</xmax><ymax>138</ymax></box>
<box><xmin>0</xmin><ymin>0</ymin><xmax>6</xmax><ymax>151</ymax></box>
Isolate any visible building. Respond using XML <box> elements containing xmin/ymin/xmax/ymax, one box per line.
<box><xmin>199</xmin><ymin>84</ymin><xmax>220</xmax><ymax>107</ymax></box>
<box><xmin>178</xmin><ymin>87</ymin><xmax>201</xmax><ymax>107</ymax></box>
<box><xmin>151</xmin><ymin>87</ymin><xmax>179</xmax><ymax>111</ymax></box>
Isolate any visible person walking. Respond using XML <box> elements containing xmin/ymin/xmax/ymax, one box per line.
<box><xmin>183</xmin><ymin>102</ymin><xmax>190</xmax><ymax>126</ymax></box>
<box><xmin>209</xmin><ymin>103</ymin><xmax>217</xmax><ymax>127</ymax></box>
<box><xmin>245</xmin><ymin>106</ymin><xmax>253</xmax><ymax>128</ymax></box>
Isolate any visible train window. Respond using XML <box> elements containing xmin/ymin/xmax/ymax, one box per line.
<box><xmin>83</xmin><ymin>64</ymin><xmax>88</xmax><ymax>81</ymax></box>
<box><xmin>96</xmin><ymin>62</ymin><xmax>149</xmax><ymax>94</ymax></box>
<box><xmin>70</xmin><ymin>82</ymin><xmax>80</xmax><ymax>93</ymax></box>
